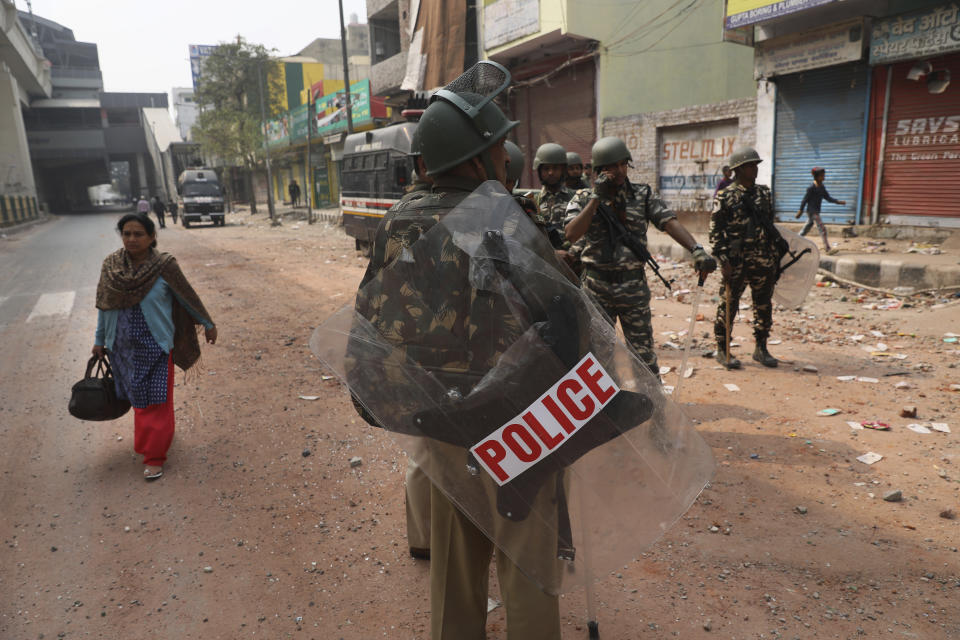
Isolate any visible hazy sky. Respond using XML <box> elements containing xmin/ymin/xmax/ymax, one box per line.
<box><xmin>27</xmin><ymin>0</ymin><xmax>368</xmax><ymax>95</ymax></box>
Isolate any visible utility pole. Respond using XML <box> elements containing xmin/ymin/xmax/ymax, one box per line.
<box><xmin>257</xmin><ymin>61</ymin><xmax>279</xmax><ymax>225</ymax></box>
<box><xmin>306</xmin><ymin>89</ymin><xmax>314</xmax><ymax>224</ymax></box>
<box><xmin>338</xmin><ymin>0</ymin><xmax>354</xmax><ymax>134</ymax></box>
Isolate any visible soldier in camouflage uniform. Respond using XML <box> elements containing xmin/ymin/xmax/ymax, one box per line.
<box><xmin>710</xmin><ymin>147</ymin><xmax>782</xmax><ymax>369</ymax></box>
<box><xmin>565</xmin><ymin>151</ymin><xmax>589</xmax><ymax>191</ymax></box>
<box><xmin>531</xmin><ymin>142</ymin><xmax>574</xmax><ymax>227</ymax></box>
<box><xmin>352</xmin><ymin>67</ymin><xmax>563</xmax><ymax>640</ymax></box>
<box><xmin>565</xmin><ymin>136</ymin><xmax>716</xmax><ymax>374</ymax></box>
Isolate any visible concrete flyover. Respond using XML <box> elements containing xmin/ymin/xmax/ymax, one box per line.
<box><xmin>0</xmin><ymin>0</ymin><xmax>51</xmax><ymax>227</ymax></box>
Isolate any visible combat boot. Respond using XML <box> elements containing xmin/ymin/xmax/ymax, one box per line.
<box><xmin>752</xmin><ymin>337</ymin><xmax>779</xmax><ymax>368</ymax></box>
<box><xmin>714</xmin><ymin>343</ymin><xmax>741</xmax><ymax>370</ymax></box>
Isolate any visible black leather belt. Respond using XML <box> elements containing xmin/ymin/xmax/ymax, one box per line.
<box><xmin>583</xmin><ymin>267</ymin><xmax>645</xmax><ymax>283</ymax></box>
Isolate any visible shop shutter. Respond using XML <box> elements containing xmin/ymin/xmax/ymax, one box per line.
<box><xmin>774</xmin><ymin>63</ymin><xmax>868</xmax><ymax>224</ymax></box>
<box><xmin>511</xmin><ymin>60</ymin><xmax>596</xmax><ymax>190</ymax></box>
<box><xmin>877</xmin><ymin>53</ymin><xmax>960</xmax><ymax>219</ymax></box>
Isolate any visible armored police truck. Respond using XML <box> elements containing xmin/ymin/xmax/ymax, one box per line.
<box><xmin>178</xmin><ymin>168</ymin><xmax>226</xmax><ymax>228</ymax></box>
<box><xmin>339</xmin><ymin>122</ymin><xmax>417</xmax><ymax>253</ymax></box>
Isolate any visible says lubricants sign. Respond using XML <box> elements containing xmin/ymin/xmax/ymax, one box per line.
<box><xmin>470</xmin><ymin>354</ymin><xmax>620</xmax><ymax>486</ymax></box>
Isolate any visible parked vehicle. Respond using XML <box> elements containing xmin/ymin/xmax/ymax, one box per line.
<box><xmin>339</xmin><ymin>123</ymin><xmax>417</xmax><ymax>253</ymax></box>
<box><xmin>178</xmin><ymin>168</ymin><xmax>226</xmax><ymax>228</ymax></box>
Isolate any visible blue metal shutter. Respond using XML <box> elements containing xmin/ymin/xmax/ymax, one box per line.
<box><xmin>774</xmin><ymin>63</ymin><xmax>869</xmax><ymax>224</ymax></box>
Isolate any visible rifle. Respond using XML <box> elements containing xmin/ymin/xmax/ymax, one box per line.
<box><xmin>742</xmin><ymin>194</ymin><xmax>811</xmax><ymax>277</ymax></box>
<box><xmin>593</xmin><ymin>200</ymin><xmax>673</xmax><ymax>290</ymax></box>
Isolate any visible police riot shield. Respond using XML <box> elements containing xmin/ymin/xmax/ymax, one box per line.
<box><xmin>773</xmin><ymin>226</ymin><xmax>820</xmax><ymax>309</ymax></box>
<box><xmin>311</xmin><ymin>181</ymin><xmax>715</xmax><ymax>594</ymax></box>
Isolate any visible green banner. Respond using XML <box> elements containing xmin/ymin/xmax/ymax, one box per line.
<box><xmin>266</xmin><ymin>79</ymin><xmax>373</xmax><ymax>148</ymax></box>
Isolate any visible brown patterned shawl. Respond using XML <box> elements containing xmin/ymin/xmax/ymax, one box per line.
<box><xmin>95</xmin><ymin>248</ymin><xmax>214</xmax><ymax>371</ymax></box>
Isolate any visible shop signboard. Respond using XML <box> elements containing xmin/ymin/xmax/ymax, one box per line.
<box><xmin>265</xmin><ymin>79</ymin><xmax>373</xmax><ymax>148</ymax></box>
<box><xmin>484</xmin><ymin>0</ymin><xmax>540</xmax><ymax>49</ymax></box>
<box><xmin>725</xmin><ymin>0</ymin><xmax>835</xmax><ymax>30</ymax></box>
<box><xmin>755</xmin><ymin>19</ymin><xmax>863</xmax><ymax>78</ymax></box>
<box><xmin>869</xmin><ymin>5</ymin><xmax>960</xmax><ymax>64</ymax></box>
<box><xmin>188</xmin><ymin>44</ymin><xmax>217</xmax><ymax>91</ymax></box>
<box><xmin>658</xmin><ymin>121</ymin><xmax>739</xmax><ymax>213</ymax></box>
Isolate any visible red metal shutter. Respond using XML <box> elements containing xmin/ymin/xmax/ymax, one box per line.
<box><xmin>878</xmin><ymin>52</ymin><xmax>960</xmax><ymax>219</ymax></box>
<box><xmin>510</xmin><ymin>59</ymin><xmax>596</xmax><ymax>190</ymax></box>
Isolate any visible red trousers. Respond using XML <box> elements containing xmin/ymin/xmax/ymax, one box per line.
<box><xmin>133</xmin><ymin>355</ymin><xmax>175</xmax><ymax>466</ymax></box>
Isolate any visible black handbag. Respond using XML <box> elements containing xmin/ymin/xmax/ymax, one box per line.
<box><xmin>69</xmin><ymin>355</ymin><xmax>131</xmax><ymax>421</ymax></box>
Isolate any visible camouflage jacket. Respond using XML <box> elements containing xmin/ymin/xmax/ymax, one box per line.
<box><xmin>564</xmin><ymin>180</ymin><xmax>676</xmax><ymax>270</ymax></box>
<box><xmin>534</xmin><ymin>185</ymin><xmax>574</xmax><ymax>227</ymax></box>
<box><xmin>353</xmin><ymin>176</ymin><xmax>524</xmax><ymax>395</ymax></box>
<box><xmin>709</xmin><ymin>182</ymin><xmax>778</xmax><ymax>261</ymax></box>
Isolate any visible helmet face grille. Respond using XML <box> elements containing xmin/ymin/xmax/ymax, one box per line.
<box><xmin>432</xmin><ymin>61</ymin><xmax>511</xmax><ymax>119</ymax></box>
<box><xmin>443</xmin><ymin>61</ymin><xmax>509</xmax><ymax>102</ymax></box>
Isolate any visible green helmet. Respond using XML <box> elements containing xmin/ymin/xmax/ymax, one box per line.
<box><xmin>505</xmin><ymin>140</ymin><xmax>524</xmax><ymax>185</ymax></box>
<box><xmin>729</xmin><ymin>146</ymin><xmax>763</xmax><ymax>170</ymax></box>
<box><xmin>419</xmin><ymin>61</ymin><xmax>518</xmax><ymax>177</ymax></box>
<box><xmin>591</xmin><ymin>136</ymin><xmax>631</xmax><ymax>169</ymax></box>
<box><xmin>566</xmin><ymin>151</ymin><xmax>583</xmax><ymax>167</ymax></box>
<box><xmin>533</xmin><ymin>143</ymin><xmax>567</xmax><ymax>171</ymax></box>
<box><xmin>409</xmin><ymin>124</ymin><xmax>422</xmax><ymax>158</ymax></box>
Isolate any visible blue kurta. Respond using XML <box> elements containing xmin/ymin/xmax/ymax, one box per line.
<box><xmin>112</xmin><ymin>305</ymin><xmax>169</xmax><ymax>408</ymax></box>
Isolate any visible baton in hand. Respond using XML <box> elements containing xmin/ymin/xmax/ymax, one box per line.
<box><xmin>674</xmin><ymin>270</ymin><xmax>708</xmax><ymax>400</ymax></box>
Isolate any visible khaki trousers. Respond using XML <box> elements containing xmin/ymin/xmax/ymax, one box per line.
<box><xmin>429</xmin><ymin>483</ymin><xmax>561</xmax><ymax>640</ymax></box>
<box><xmin>405</xmin><ymin>458</ymin><xmax>431</xmax><ymax>550</ymax></box>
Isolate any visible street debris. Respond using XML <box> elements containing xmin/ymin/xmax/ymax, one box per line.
<box><xmin>882</xmin><ymin>490</ymin><xmax>903</xmax><ymax>503</ymax></box>
<box><xmin>723</xmin><ymin>383</ymin><xmax>740</xmax><ymax>392</ymax></box>
<box><xmin>817</xmin><ymin>408</ymin><xmax>841</xmax><ymax>416</ymax></box>
<box><xmin>349</xmin><ymin>456</ymin><xmax>363</xmax><ymax>468</ymax></box>
<box><xmin>861</xmin><ymin>421</ymin><xmax>890</xmax><ymax>430</ymax></box>
<box><xmin>856</xmin><ymin>452</ymin><xmax>883</xmax><ymax>465</ymax></box>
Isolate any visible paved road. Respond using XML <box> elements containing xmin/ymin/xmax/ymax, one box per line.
<box><xmin>0</xmin><ymin>212</ymin><xmax>140</xmax><ymax>635</ymax></box>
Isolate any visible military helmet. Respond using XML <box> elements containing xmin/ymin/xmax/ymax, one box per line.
<box><xmin>591</xmin><ymin>136</ymin><xmax>632</xmax><ymax>169</ymax></box>
<box><xmin>505</xmin><ymin>140</ymin><xmax>524</xmax><ymax>185</ymax></box>
<box><xmin>566</xmin><ymin>151</ymin><xmax>583</xmax><ymax>167</ymax></box>
<box><xmin>532</xmin><ymin>143</ymin><xmax>567</xmax><ymax>171</ymax></box>
<box><xmin>409</xmin><ymin>124</ymin><xmax>422</xmax><ymax>158</ymax></box>
<box><xmin>420</xmin><ymin>61</ymin><xmax>518</xmax><ymax>176</ymax></box>
<box><xmin>728</xmin><ymin>147</ymin><xmax>763</xmax><ymax>170</ymax></box>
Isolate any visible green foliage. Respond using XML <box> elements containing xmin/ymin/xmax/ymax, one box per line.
<box><xmin>192</xmin><ymin>36</ymin><xmax>284</xmax><ymax>168</ymax></box>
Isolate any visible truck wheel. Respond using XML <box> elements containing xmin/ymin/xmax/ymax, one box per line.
<box><xmin>183</xmin><ymin>219</ymin><xmax>191</xmax><ymax>228</ymax></box>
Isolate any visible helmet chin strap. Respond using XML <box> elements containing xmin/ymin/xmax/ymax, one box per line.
<box><xmin>480</xmin><ymin>149</ymin><xmax>499</xmax><ymax>184</ymax></box>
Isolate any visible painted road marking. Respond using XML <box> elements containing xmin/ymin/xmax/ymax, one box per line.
<box><xmin>27</xmin><ymin>291</ymin><xmax>76</xmax><ymax>322</ymax></box>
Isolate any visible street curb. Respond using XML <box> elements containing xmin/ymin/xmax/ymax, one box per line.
<box><xmin>646</xmin><ymin>237</ymin><xmax>960</xmax><ymax>291</ymax></box>
<box><xmin>818</xmin><ymin>255</ymin><xmax>960</xmax><ymax>291</ymax></box>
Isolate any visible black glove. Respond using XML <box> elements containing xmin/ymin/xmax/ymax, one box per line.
<box><xmin>593</xmin><ymin>172</ymin><xmax>618</xmax><ymax>201</ymax></box>
<box><xmin>691</xmin><ymin>246</ymin><xmax>717</xmax><ymax>273</ymax></box>
<box><xmin>774</xmin><ymin>235</ymin><xmax>790</xmax><ymax>258</ymax></box>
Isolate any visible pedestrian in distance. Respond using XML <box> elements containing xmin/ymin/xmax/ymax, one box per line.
<box><xmin>136</xmin><ymin>195</ymin><xmax>150</xmax><ymax>215</ymax></box>
<box><xmin>92</xmin><ymin>212</ymin><xmax>217</xmax><ymax>481</ymax></box>
<box><xmin>351</xmin><ymin>63</ymin><xmax>566</xmax><ymax>639</ymax></box>
<box><xmin>714</xmin><ymin>164</ymin><xmax>733</xmax><ymax>195</ymax></box>
<box><xmin>168</xmin><ymin>198</ymin><xmax>178</xmax><ymax>225</ymax></box>
<box><xmin>151</xmin><ymin>196</ymin><xmax>167</xmax><ymax>229</ymax></box>
<box><xmin>710</xmin><ymin>147</ymin><xmax>786</xmax><ymax>370</ymax></box>
<box><xmin>288</xmin><ymin>180</ymin><xmax>301</xmax><ymax>207</ymax></box>
<box><xmin>564</xmin><ymin>136</ymin><xmax>717</xmax><ymax>374</ymax></box>
<box><xmin>796</xmin><ymin>166</ymin><xmax>845</xmax><ymax>255</ymax></box>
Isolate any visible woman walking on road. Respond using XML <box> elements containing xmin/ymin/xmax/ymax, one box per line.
<box><xmin>796</xmin><ymin>167</ymin><xmax>845</xmax><ymax>254</ymax></box>
<box><xmin>92</xmin><ymin>213</ymin><xmax>217</xmax><ymax>481</ymax></box>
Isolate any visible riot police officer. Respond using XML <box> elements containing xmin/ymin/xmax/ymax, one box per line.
<box><xmin>504</xmin><ymin>139</ymin><xmax>525</xmax><ymax>192</ymax></box>
<box><xmin>565</xmin><ymin>151</ymin><xmax>589</xmax><ymax>190</ymax></box>
<box><xmin>565</xmin><ymin>136</ymin><xmax>716</xmax><ymax>373</ymax></box>
<box><xmin>532</xmin><ymin>142</ymin><xmax>574</xmax><ymax>227</ymax></box>
<box><xmin>710</xmin><ymin>147</ymin><xmax>782</xmax><ymax>369</ymax></box>
<box><xmin>352</xmin><ymin>65</ymin><xmax>563</xmax><ymax>639</ymax></box>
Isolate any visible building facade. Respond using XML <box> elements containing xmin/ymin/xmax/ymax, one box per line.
<box><xmin>741</xmin><ymin>0</ymin><xmax>958</xmax><ymax>228</ymax></box>
<box><xmin>172</xmin><ymin>87</ymin><xmax>198</xmax><ymax>142</ymax></box>
<box><xmin>0</xmin><ymin>0</ymin><xmax>50</xmax><ymax>226</ymax></box>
